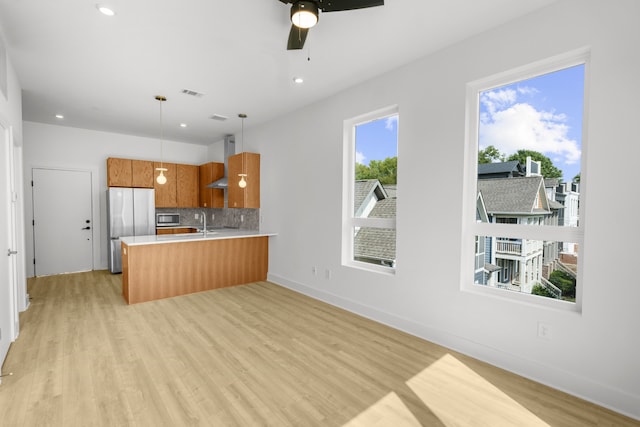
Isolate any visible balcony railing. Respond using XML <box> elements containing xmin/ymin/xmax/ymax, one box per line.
<box><xmin>496</xmin><ymin>239</ymin><xmax>543</xmax><ymax>256</ymax></box>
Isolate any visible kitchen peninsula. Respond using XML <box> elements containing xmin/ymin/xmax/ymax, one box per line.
<box><xmin>121</xmin><ymin>230</ymin><xmax>276</xmax><ymax>304</ymax></box>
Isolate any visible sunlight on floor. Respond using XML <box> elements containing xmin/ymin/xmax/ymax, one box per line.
<box><xmin>342</xmin><ymin>391</ymin><xmax>422</xmax><ymax>427</ymax></box>
<box><xmin>406</xmin><ymin>353</ymin><xmax>550</xmax><ymax>426</ymax></box>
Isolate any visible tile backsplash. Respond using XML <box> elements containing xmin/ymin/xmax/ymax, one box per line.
<box><xmin>156</xmin><ymin>207</ymin><xmax>259</xmax><ymax>230</ymax></box>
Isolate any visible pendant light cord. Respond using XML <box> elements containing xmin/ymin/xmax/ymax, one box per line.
<box><xmin>159</xmin><ymin>98</ymin><xmax>164</xmax><ymax>169</ymax></box>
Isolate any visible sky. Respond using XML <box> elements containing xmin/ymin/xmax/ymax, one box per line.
<box><xmin>354</xmin><ymin>64</ymin><xmax>584</xmax><ymax>182</ymax></box>
<box><xmin>355</xmin><ymin>115</ymin><xmax>398</xmax><ymax>165</ymax></box>
<box><xmin>479</xmin><ymin>64</ymin><xmax>585</xmax><ymax>182</ymax></box>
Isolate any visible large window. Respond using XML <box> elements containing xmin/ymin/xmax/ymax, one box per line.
<box><xmin>343</xmin><ymin>105</ymin><xmax>398</xmax><ymax>274</ymax></box>
<box><xmin>463</xmin><ymin>50</ymin><xmax>588</xmax><ymax>309</ymax></box>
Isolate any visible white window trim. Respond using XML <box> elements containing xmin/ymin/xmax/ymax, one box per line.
<box><xmin>461</xmin><ymin>48</ymin><xmax>590</xmax><ymax>312</ymax></box>
<box><xmin>342</xmin><ymin>104</ymin><xmax>399</xmax><ymax>275</ymax></box>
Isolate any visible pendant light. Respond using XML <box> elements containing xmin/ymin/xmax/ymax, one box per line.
<box><xmin>238</xmin><ymin>113</ymin><xmax>248</xmax><ymax>189</ymax></box>
<box><xmin>155</xmin><ymin>95</ymin><xmax>168</xmax><ymax>185</ymax></box>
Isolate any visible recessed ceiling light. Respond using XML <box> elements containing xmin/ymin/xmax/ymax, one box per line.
<box><xmin>293</xmin><ymin>77</ymin><xmax>304</xmax><ymax>84</ymax></box>
<box><xmin>55</xmin><ymin>114</ymin><xmax>64</xmax><ymax>119</ymax></box>
<box><xmin>96</xmin><ymin>5</ymin><xmax>115</xmax><ymax>16</ymax></box>
<box><xmin>180</xmin><ymin>123</ymin><xmax>187</xmax><ymax>128</ymax></box>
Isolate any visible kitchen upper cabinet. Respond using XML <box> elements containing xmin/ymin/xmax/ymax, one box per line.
<box><xmin>199</xmin><ymin>162</ymin><xmax>224</xmax><ymax>208</ymax></box>
<box><xmin>228</xmin><ymin>152</ymin><xmax>260</xmax><ymax>208</ymax></box>
<box><xmin>176</xmin><ymin>164</ymin><xmax>199</xmax><ymax>208</ymax></box>
<box><xmin>107</xmin><ymin>157</ymin><xmax>132</xmax><ymax>187</ymax></box>
<box><xmin>107</xmin><ymin>157</ymin><xmax>154</xmax><ymax>188</ymax></box>
<box><xmin>154</xmin><ymin>162</ymin><xmax>177</xmax><ymax>207</ymax></box>
<box><xmin>131</xmin><ymin>160</ymin><xmax>155</xmax><ymax>188</ymax></box>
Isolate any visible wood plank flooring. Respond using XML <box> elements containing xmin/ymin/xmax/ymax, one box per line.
<box><xmin>0</xmin><ymin>270</ymin><xmax>637</xmax><ymax>426</ymax></box>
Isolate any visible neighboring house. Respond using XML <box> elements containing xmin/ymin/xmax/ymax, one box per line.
<box><xmin>475</xmin><ymin>158</ymin><xmax>580</xmax><ymax>297</ymax></box>
<box><xmin>353</xmin><ymin>180</ymin><xmax>396</xmax><ymax>267</ymax></box>
<box><xmin>476</xmin><ymin>175</ymin><xmax>553</xmax><ymax>293</ymax></box>
<box><xmin>477</xmin><ymin>160</ymin><xmax>525</xmax><ymax>179</ymax></box>
<box><xmin>555</xmin><ymin>181</ymin><xmax>580</xmax><ymax>255</ymax></box>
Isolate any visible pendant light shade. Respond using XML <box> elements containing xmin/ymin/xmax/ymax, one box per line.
<box><xmin>155</xmin><ymin>95</ymin><xmax>167</xmax><ymax>185</ymax></box>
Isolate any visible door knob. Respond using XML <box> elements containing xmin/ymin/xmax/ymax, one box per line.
<box><xmin>7</xmin><ymin>249</ymin><xmax>17</xmax><ymax>256</ymax></box>
<box><xmin>82</xmin><ymin>226</ymin><xmax>91</xmax><ymax>230</ymax></box>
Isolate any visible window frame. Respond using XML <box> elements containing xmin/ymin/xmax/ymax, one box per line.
<box><xmin>342</xmin><ymin>105</ymin><xmax>399</xmax><ymax>275</ymax></box>
<box><xmin>461</xmin><ymin>49</ymin><xmax>590</xmax><ymax>311</ymax></box>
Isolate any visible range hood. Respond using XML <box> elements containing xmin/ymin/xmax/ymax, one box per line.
<box><xmin>207</xmin><ymin>134</ymin><xmax>235</xmax><ymax>188</ymax></box>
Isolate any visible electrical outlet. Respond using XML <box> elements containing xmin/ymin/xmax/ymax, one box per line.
<box><xmin>537</xmin><ymin>322</ymin><xmax>552</xmax><ymax>340</ymax></box>
<box><xmin>211</xmin><ymin>213</ymin><xmax>215</xmax><ymax>221</ymax></box>
<box><xmin>311</xmin><ymin>266</ymin><xmax>317</xmax><ymax>276</ymax></box>
<box><xmin>195</xmin><ymin>213</ymin><xmax>199</xmax><ymax>220</ymax></box>
<box><xmin>240</xmin><ymin>214</ymin><xmax>244</xmax><ymax>222</ymax></box>
<box><xmin>325</xmin><ymin>269</ymin><xmax>332</xmax><ymax>280</ymax></box>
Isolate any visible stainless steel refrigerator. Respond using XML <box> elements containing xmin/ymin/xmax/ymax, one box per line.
<box><xmin>107</xmin><ymin>188</ymin><xmax>156</xmax><ymax>273</ymax></box>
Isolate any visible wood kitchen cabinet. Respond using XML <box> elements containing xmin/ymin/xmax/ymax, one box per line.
<box><xmin>228</xmin><ymin>152</ymin><xmax>260</xmax><ymax>208</ymax></box>
<box><xmin>131</xmin><ymin>160</ymin><xmax>155</xmax><ymax>188</ymax></box>
<box><xmin>107</xmin><ymin>157</ymin><xmax>154</xmax><ymax>188</ymax></box>
<box><xmin>199</xmin><ymin>162</ymin><xmax>224</xmax><ymax>208</ymax></box>
<box><xmin>156</xmin><ymin>227</ymin><xmax>196</xmax><ymax>235</ymax></box>
<box><xmin>176</xmin><ymin>164</ymin><xmax>200</xmax><ymax>208</ymax></box>
<box><xmin>107</xmin><ymin>157</ymin><xmax>132</xmax><ymax>187</ymax></box>
<box><xmin>153</xmin><ymin>162</ymin><xmax>177</xmax><ymax>207</ymax></box>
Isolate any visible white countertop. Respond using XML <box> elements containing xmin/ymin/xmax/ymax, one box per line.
<box><xmin>121</xmin><ymin>229</ymin><xmax>277</xmax><ymax>246</ymax></box>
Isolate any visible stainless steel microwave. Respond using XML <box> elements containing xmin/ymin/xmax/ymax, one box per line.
<box><xmin>156</xmin><ymin>213</ymin><xmax>180</xmax><ymax>226</ymax></box>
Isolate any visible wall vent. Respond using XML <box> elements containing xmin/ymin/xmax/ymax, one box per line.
<box><xmin>181</xmin><ymin>89</ymin><xmax>204</xmax><ymax>98</ymax></box>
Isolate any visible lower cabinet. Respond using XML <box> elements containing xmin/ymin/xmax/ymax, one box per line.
<box><xmin>157</xmin><ymin>228</ymin><xmax>197</xmax><ymax>235</ymax></box>
<box><xmin>122</xmin><ymin>237</ymin><xmax>269</xmax><ymax>304</ymax></box>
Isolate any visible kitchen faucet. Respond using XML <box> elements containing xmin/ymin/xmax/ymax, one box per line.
<box><xmin>201</xmin><ymin>211</ymin><xmax>207</xmax><ymax>236</ymax></box>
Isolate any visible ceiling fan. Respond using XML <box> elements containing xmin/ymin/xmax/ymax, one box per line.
<box><xmin>279</xmin><ymin>0</ymin><xmax>384</xmax><ymax>50</ymax></box>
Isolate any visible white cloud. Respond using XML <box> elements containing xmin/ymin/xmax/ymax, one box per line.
<box><xmin>355</xmin><ymin>151</ymin><xmax>366</xmax><ymax>164</ymax></box>
<box><xmin>479</xmin><ymin>89</ymin><xmax>581</xmax><ymax>167</ymax></box>
<box><xmin>385</xmin><ymin>115</ymin><xmax>398</xmax><ymax>131</ymax></box>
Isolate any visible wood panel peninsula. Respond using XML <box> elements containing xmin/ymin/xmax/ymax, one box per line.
<box><xmin>120</xmin><ymin>230</ymin><xmax>276</xmax><ymax>304</ymax></box>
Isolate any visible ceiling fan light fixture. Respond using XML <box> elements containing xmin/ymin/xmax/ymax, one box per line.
<box><xmin>291</xmin><ymin>1</ymin><xmax>318</xmax><ymax>29</ymax></box>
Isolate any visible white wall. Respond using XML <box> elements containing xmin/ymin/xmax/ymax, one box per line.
<box><xmin>259</xmin><ymin>0</ymin><xmax>640</xmax><ymax>419</ymax></box>
<box><xmin>22</xmin><ymin>122</ymin><xmax>211</xmax><ymax>276</ymax></box>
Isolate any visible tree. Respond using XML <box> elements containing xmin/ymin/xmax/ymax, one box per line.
<box><xmin>549</xmin><ymin>270</ymin><xmax>576</xmax><ymax>298</ymax></box>
<box><xmin>573</xmin><ymin>173</ymin><xmax>580</xmax><ymax>183</ymax></box>
<box><xmin>506</xmin><ymin>150</ymin><xmax>563</xmax><ymax>179</ymax></box>
<box><xmin>355</xmin><ymin>157</ymin><xmax>397</xmax><ymax>185</ymax></box>
<box><xmin>478</xmin><ymin>145</ymin><xmax>506</xmax><ymax>164</ymax></box>
<box><xmin>532</xmin><ymin>284</ymin><xmax>557</xmax><ymax>299</ymax></box>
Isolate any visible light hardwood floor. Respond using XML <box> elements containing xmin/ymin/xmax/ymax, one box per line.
<box><xmin>0</xmin><ymin>270</ymin><xmax>637</xmax><ymax>426</ymax></box>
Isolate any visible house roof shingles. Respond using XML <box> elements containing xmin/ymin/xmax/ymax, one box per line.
<box><xmin>477</xmin><ymin>176</ymin><xmax>548</xmax><ymax>214</ymax></box>
<box><xmin>353</xmin><ymin>180</ymin><xmax>396</xmax><ymax>264</ymax></box>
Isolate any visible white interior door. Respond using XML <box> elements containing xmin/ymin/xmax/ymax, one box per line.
<box><xmin>0</xmin><ymin>119</ymin><xmax>16</xmax><ymax>370</ymax></box>
<box><xmin>32</xmin><ymin>168</ymin><xmax>93</xmax><ymax>276</ymax></box>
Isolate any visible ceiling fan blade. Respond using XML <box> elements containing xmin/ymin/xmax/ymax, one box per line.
<box><xmin>287</xmin><ymin>25</ymin><xmax>309</xmax><ymax>50</ymax></box>
<box><xmin>319</xmin><ymin>0</ymin><xmax>383</xmax><ymax>12</ymax></box>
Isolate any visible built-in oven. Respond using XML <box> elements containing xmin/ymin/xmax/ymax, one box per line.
<box><xmin>156</xmin><ymin>213</ymin><xmax>180</xmax><ymax>227</ymax></box>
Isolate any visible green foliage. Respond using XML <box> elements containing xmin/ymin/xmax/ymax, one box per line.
<box><xmin>478</xmin><ymin>145</ymin><xmax>506</xmax><ymax>164</ymax></box>
<box><xmin>549</xmin><ymin>270</ymin><xmax>576</xmax><ymax>298</ymax></box>
<box><xmin>573</xmin><ymin>173</ymin><xmax>581</xmax><ymax>183</ymax></box>
<box><xmin>532</xmin><ymin>284</ymin><xmax>556</xmax><ymax>298</ymax></box>
<box><xmin>356</xmin><ymin>157</ymin><xmax>397</xmax><ymax>185</ymax></box>
<box><xmin>506</xmin><ymin>150</ymin><xmax>563</xmax><ymax>179</ymax></box>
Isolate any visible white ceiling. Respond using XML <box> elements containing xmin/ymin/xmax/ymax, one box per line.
<box><xmin>0</xmin><ymin>0</ymin><xmax>557</xmax><ymax>145</ymax></box>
